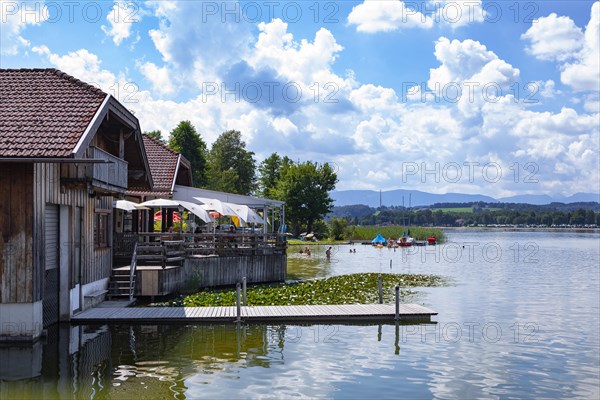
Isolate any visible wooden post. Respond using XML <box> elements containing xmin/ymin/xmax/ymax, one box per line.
<box><xmin>390</xmin><ymin>259</ymin><xmax>392</xmax><ymax>269</ymax></box>
<box><xmin>394</xmin><ymin>321</ymin><xmax>400</xmax><ymax>355</ymax></box>
<box><xmin>395</xmin><ymin>285</ymin><xmax>400</xmax><ymax>321</ymax></box>
<box><xmin>378</xmin><ymin>275</ymin><xmax>383</xmax><ymax>304</ymax></box>
<box><xmin>242</xmin><ymin>277</ymin><xmax>247</xmax><ymax>306</ymax></box>
<box><xmin>236</xmin><ymin>283</ymin><xmax>241</xmax><ymax>323</ymax></box>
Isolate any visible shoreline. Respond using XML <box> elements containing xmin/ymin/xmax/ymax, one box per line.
<box><xmin>440</xmin><ymin>226</ymin><xmax>600</xmax><ymax>233</ymax></box>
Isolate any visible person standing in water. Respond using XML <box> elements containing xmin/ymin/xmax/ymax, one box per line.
<box><xmin>326</xmin><ymin>247</ymin><xmax>332</xmax><ymax>259</ymax></box>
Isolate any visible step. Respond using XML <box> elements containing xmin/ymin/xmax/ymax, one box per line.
<box><xmin>111</xmin><ymin>276</ymin><xmax>133</xmax><ymax>282</ymax></box>
<box><xmin>137</xmin><ymin>254</ymin><xmax>165</xmax><ymax>259</ymax></box>
<box><xmin>108</xmin><ymin>292</ymin><xmax>131</xmax><ymax>298</ymax></box>
<box><xmin>108</xmin><ymin>278</ymin><xmax>135</xmax><ymax>285</ymax></box>
<box><xmin>165</xmin><ymin>250</ymin><xmax>185</xmax><ymax>256</ymax></box>
<box><xmin>108</xmin><ymin>285</ymin><xmax>132</xmax><ymax>291</ymax></box>
<box><xmin>112</xmin><ymin>270</ymin><xmax>134</xmax><ymax>277</ymax></box>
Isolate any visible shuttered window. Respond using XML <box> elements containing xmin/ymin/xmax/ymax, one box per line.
<box><xmin>94</xmin><ymin>212</ymin><xmax>109</xmax><ymax>248</ymax></box>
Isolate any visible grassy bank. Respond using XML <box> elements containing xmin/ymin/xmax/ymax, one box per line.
<box><xmin>287</xmin><ymin>238</ymin><xmax>345</xmax><ymax>245</ymax></box>
<box><xmin>159</xmin><ymin>273</ymin><xmax>448</xmax><ymax>307</ymax></box>
<box><xmin>347</xmin><ymin>226</ymin><xmax>446</xmax><ymax>242</ymax></box>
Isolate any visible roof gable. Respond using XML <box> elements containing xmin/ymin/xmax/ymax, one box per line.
<box><xmin>140</xmin><ymin>135</ymin><xmax>193</xmax><ymax>192</ymax></box>
<box><xmin>0</xmin><ymin>68</ymin><xmax>107</xmax><ymax>158</ymax></box>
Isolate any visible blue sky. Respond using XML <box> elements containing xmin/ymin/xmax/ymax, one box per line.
<box><xmin>2</xmin><ymin>1</ymin><xmax>599</xmax><ymax>198</ymax></box>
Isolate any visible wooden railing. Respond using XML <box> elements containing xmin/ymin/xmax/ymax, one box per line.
<box><xmin>136</xmin><ymin>232</ymin><xmax>287</xmax><ymax>258</ymax></box>
<box><xmin>114</xmin><ymin>232</ymin><xmax>287</xmax><ymax>273</ymax></box>
<box><xmin>87</xmin><ymin>146</ymin><xmax>128</xmax><ymax>189</ymax></box>
<box><xmin>129</xmin><ymin>241</ymin><xmax>137</xmax><ymax>301</ymax></box>
<box><xmin>114</xmin><ymin>233</ymin><xmax>139</xmax><ymax>259</ymax></box>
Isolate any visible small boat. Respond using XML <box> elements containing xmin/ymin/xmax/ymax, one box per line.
<box><xmin>413</xmin><ymin>240</ymin><xmax>427</xmax><ymax>246</ymax></box>
<box><xmin>427</xmin><ymin>237</ymin><xmax>437</xmax><ymax>245</ymax></box>
<box><xmin>397</xmin><ymin>194</ymin><xmax>414</xmax><ymax>247</ymax></box>
<box><xmin>397</xmin><ymin>236</ymin><xmax>414</xmax><ymax>247</ymax></box>
<box><xmin>371</xmin><ymin>233</ymin><xmax>386</xmax><ymax>247</ymax></box>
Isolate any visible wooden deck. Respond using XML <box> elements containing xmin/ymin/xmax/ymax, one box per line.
<box><xmin>72</xmin><ymin>304</ymin><xmax>436</xmax><ymax>324</ymax></box>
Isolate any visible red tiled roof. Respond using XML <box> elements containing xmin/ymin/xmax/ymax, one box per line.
<box><xmin>134</xmin><ymin>135</ymin><xmax>180</xmax><ymax>193</ymax></box>
<box><xmin>0</xmin><ymin>68</ymin><xmax>107</xmax><ymax>158</ymax></box>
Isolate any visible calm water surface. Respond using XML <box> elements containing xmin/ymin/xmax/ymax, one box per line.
<box><xmin>1</xmin><ymin>230</ymin><xmax>598</xmax><ymax>399</ymax></box>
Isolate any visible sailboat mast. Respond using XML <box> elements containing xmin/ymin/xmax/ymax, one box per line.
<box><xmin>408</xmin><ymin>193</ymin><xmax>412</xmax><ymax>227</ymax></box>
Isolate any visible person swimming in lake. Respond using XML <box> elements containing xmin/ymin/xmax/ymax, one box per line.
<box><xmin>305</xmin><ymin>247</ymin><xmax>311</xmax><ymax>256</ymax></box>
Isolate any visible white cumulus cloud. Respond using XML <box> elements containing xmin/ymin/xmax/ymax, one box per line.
<box><xmin>0</xmin><ymin>0</ymin><xmax>48</xmax><ymax>55</ymax></box>
<box><xmin>561</xmin><ymin>2</ymin><xmax>600</xmax><ymax>91</ymax></box>
<box><xmin>347</xmin><ymin>0</ymin><xmax>483</xmax><ymax>33</ymax></box>
<box><xmin>522</xmin><ymin>2</ymin><xmax>599</xmax><ymax>92</ymax></box>
<box><xmin>347</xmin><ymin>0</ymin><xmax>432</xmax><ymax>32</ymax></box>
<box><xmin>521</xmin><ymin>13</ymin><xmax>584</xmax><ymax>61</ymax></box>
<box><xmin>101</xmin><ymin>1</ymin><xmax>139</xmax><ymax>46</ymax></box>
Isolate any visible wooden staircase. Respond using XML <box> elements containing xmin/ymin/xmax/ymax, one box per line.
<box><xmin>107</xmin><ymin>267</ymin><xmax>134</xmax><ymax>299</ymax></box>
<box><xmin>108</xmin><ymin>241</ymin><xmax>185</xmax><ymax>299</ymax></box>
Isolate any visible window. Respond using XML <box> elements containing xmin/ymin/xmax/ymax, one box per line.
<box><xmin>94</xmin><ymin>212</ymin><xmax>109</xmax><ymax>248</ymax></box>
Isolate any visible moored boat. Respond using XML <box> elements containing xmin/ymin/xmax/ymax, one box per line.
<box><xmin>397</xmin><ymin>236</ymin><xmax>414</xmax><ymax>247</ymax></box>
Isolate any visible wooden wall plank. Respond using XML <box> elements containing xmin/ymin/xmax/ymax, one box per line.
<box><xmin>0</xmin><ymin>164</ymin><xmax>34</xmax><ymax>303</ymax></box>
<box><xmin>0</xmin><ymin>164</ymin><xmax>11</xmax><ymax>303</ymax></box>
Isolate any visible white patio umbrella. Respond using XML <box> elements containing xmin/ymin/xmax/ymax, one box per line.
<box><xmin>139</xmin><ymin>198</ymin><xmax>185</xmax><ymax>235</ymax></box>
<box><xmin>139</xmin><ymin>199</ymin><xmax>181</xmax><ymax>208</ymax></box>
<box><xmin>193</xmin><ymin>197</ymin><xmax>240</xmax><ymax>217</ymax></box>
<box><xmin>114</xmin><ymin>200</ymin><xmax>149</xmax><ymax>211</ymax></box>
<box><xmin>140</xmin><ymin>198</ymin><xmax>215</xmax><ymax>226</ymax></box>
<box><xmin>228</xmin><ymin>204</ymin><xmax>263</xmax><ymax>224</ymax></box>
<box><xmin>177</xmin><ymin>200</ymin><xmax>213</xmax><ymax>223</ymax></box>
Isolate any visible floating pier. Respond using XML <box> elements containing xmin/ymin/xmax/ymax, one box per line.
<box><xmin>72</xmin><ymin>303</ymin><xmax>437</xmax><ymax>324</ymax></box>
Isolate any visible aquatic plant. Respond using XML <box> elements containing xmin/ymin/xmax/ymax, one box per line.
<box><xmin>162</xmin><ymin>273</ymin><xmax>447</xmax><ymax>307</ymax></box>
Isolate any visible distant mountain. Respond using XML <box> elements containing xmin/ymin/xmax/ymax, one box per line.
<box><xmin>331</xmin><ymin>189</ymin><xmax>600</xmax><ymax>207</ymax></box>
<box><xmin>331</xmin><ymin>189</ymin><xmax>497</xmax><ymax>207</ymax></box>
<box><xmin>497</xmin><ymin>194</ymin><xmax>555</xmax><ymax>205</ymax></box>
<box><xmin>498</xmin><ymin>193</ymin><xmax>600</xmax><ymax>205</ymax></box>
<box><xmin>559</xmin><ymin>192</ymin><xmax>600</xmax><ymax>203</ymax></box>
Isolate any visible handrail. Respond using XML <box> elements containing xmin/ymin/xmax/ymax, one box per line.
<box><xmin>129</xmin><ymin>241</ymin><xmax>138</xmax><ymax>301</ymax></box>
<box><xmin>136</xmin><ymin>232</ymin><xmax>287</xmax><ymax>256</ymax></box>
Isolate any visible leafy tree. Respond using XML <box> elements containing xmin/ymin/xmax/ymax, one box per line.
<box><xmin>274</xmin><ymin>161</ymin><xmax>338</xmax><ymax>236</ymax></box>
<box><xmin>206</xmin><ymin>130</ymin><xmax>256</xmax><ymax>195</ymax></box>
<box><xmin>258</xmin><ymin>153</ymin><xmax>294</xmax><ymax>198</ymax></box>
<box><xmin>569</xmin><ymin>208</ymin><xmax>586</xmax><ymax>225</ymax></box>
<box><xmin>585</xmin><ymin>209</ymin><xmax>596</xmax><ymax>224</ymax></box>
<box><xmin>328</xmin><ymin>217</ymin><xmax>348</xmax><ymax>240</ymax></box>
<box><xmin>168</xmin><ymin>121</ymin><xmax>208</xmax><ymax>187</ymax></box>
<box><xmin>144</xmin><ymin>130</ymin><xmax>164</xmax><ymax>143</ymax></box>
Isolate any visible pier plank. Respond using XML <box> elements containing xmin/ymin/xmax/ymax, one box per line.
<box><xmin>73</xmin><ymin>303</ymin><xmax>436</xmax><ymax>323</ymax></box>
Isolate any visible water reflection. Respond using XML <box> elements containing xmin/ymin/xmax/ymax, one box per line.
<box><xmin>1</xmin><ymin>231</ymin><xmax>598</xmax><ymax>398</ymax></box>
<box><xmin>0</xmin><ymin>321</ymin><xmax>433</xmax><ymax>399</ymax></box>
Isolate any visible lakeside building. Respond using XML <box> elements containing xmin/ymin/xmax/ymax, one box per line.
<box><xmin>0</xmin><ymin>69</ymin><xmax>285</xmax><ymax>342</ymax></box>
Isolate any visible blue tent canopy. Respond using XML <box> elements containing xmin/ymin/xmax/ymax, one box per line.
<box><xmin>371</xmin><ymin>233</ymin><xmax>386</xmax><ymax>244</ymax></box>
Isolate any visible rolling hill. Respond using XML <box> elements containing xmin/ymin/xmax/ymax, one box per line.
<box><xmin>331</xmin><ymin>190</ymin><xmax>600</xmax><ymax>207</ymax></box>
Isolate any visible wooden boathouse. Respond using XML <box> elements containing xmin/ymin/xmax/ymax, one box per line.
<box><xmin>0</xmin><ymin>69</ymin><xmax>288</xmax><ymax>341</ymax></box>
<box><xmin>0</xmin><ymin>69</ymin><xmax>153</xmax><ymax>341</ymax></box>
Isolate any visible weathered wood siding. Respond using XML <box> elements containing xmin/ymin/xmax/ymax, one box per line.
<box><xmin>0</xmin><ymin>164</ymin><xmax>34</xmax><ymax>303</ymax></box>
<box><xmin>32</xmin><ymin>163</ymin><xmax>113</xmax><ymax>301</ymax></box>
<box><xmin>189</xmin><ymin>255</ymin><xmax>287</xmax><ymax>288</ymax></box>
<box><xmin>135</xmin><ymin>254</ymin><xmax>287</xmax><ymax>296</ymax></box>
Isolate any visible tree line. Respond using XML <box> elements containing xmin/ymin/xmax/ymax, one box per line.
<box><xmin>146</xmin><ymin>121</ymin><xmax>337</xmax><ymax>236</ymax></box>
<box><xmin>330</xmin><ymin>204</ymin><xmax>600</xmax><ymax>227</ymax></box>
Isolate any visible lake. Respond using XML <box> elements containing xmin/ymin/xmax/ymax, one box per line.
<box><xmin>1</xmin><ymin>230</ymin><xmax>599</xmax><ymax>399</ymax></box>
